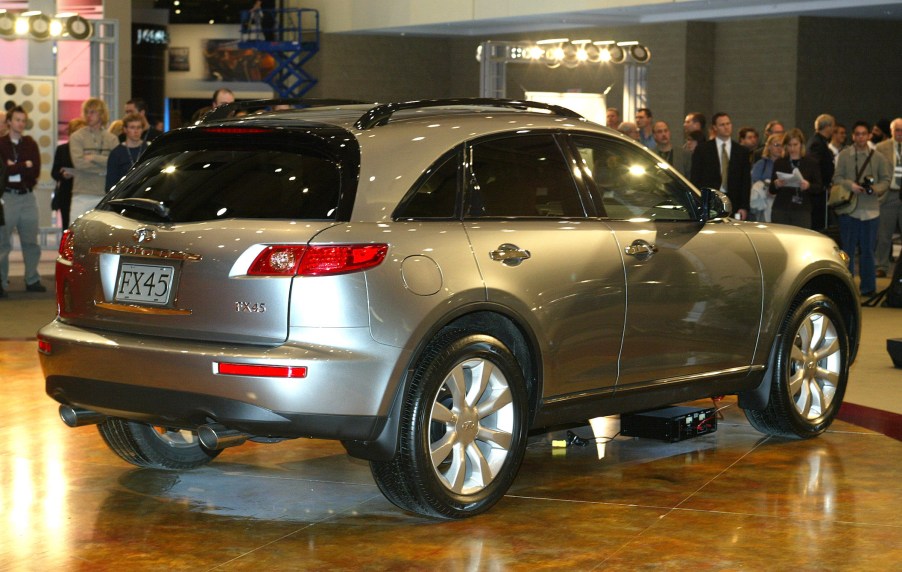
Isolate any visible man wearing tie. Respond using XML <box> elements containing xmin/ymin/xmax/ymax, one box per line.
<box><xmin>690</xmin><ymin>112</ymin><xmax>751</xmax><ymax>220</ymax></box>
<box><xmin>875</xmin><ymin>117</ymin><xmax>902</xmax><ymax>278</ymax></box>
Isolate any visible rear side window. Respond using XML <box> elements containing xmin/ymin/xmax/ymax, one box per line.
<box><xmin>394</xmin><ymin>150</ymin><xmax>460</xmax><ymax>219</ymax></box>
<box><xmin>466</xmin><ymin>134</ymin><xmax>585</xmax><ymax>218</ymax></box>
<box><xmin>103</xmin><ymin>146</ymin><xmax>342</xmax><ymax>222</ymax></box>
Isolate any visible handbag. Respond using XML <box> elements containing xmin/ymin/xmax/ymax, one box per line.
<box><xmin>830</xmin><ymin>150</ymin><xmax>873</xmax><ymax>214</ymax></box>
<box><xmin>828</xmin><ymin>183</ymin><xmax>852</xmax><ymax>207</ymax></box>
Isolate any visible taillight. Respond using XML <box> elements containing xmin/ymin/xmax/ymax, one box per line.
<box><xmin>59</xmin><ymin>229</ymin><xmax>74</xmax><ymax>261</ymax></box>
<box><xmin>247</xmin><ymin>244</ymin><xmax>388</xmax><ymax>276</ymax></box>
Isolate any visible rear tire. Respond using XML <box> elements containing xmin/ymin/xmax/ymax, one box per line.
<box><xmin>745</xmin><ymin>294</ymin><xmax>849</xmax><ymax>438</ymax></box>
<box><xmin>370</xmin><ymin>330</ymin><xmax>529</xmax><ymax>519</ymax></box>
<box><xmin>98</xmin><ymin>419</ymin><xmax>221</xmax><ymax>469</ymax></box>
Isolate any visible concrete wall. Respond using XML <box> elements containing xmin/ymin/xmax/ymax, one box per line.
<box><xmin>797</xmin><ymin>17</ymin><xmax>902</xmax><ymax>134</ymax></box>
<box><xmin>307</xmin><ymin>15</ymin><xmax>901</xmax><ymax>143</ymax></box>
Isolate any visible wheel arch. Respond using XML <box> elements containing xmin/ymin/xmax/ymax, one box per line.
<box><xmin>342</xmin><ymin>304</ymin><xmax>543</xmax><ymax>461</ymax></box>
<box><xmin>739</xmin><ymin>274</ymin><xmax>858</xmax><ymax>411</ymax></box>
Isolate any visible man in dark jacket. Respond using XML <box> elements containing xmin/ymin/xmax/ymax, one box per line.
<box><xmin>690</xmin><ymin>112</ymin><xmax>751</xmax><ymax>220</ymax></box>
<box><xmin>808</xmin><ymin>113</ymin><xmax>835</xmax><ymax>230</ymax></box>
<box><xmin>0</xmin><ymin>106</ymin><xmax>46</xmax><ymax>292</ymax></box>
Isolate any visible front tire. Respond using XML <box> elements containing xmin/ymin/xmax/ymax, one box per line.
<box><xmin>745</xmin><ymin>294</ymin><xmax>849</xmax><ymax>438</ymax></box>
<box><xmin>98</xmin><ymin>419</ymin><xmax>221</xmax><ymax>469</ymax></box>
<box><xmin>371</xmin><ymin>331</ymin><xmax>529</xmax><ymax>519</ymax></box>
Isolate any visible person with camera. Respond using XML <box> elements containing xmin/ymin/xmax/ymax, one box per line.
<box><xmin>833</xmin><ymin>120</ymin><xmax>891</xmax><ymax>297</ymax></box>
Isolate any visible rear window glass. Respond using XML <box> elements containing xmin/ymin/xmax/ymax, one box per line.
<box><xmin>102</xmin><ymin>146</ymin><xmax>342</xmax><ymax>222</ymax></box>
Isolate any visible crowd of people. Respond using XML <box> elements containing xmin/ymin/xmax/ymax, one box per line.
<box><xmin>0</xmin><ymin>90</ymin><xmax>237</xmax><ymax>297</ymax></box>
<box><xmin>0</xmin><ymin>94</ymin><xmax>899</xmax><ymax>300</ymax></box>
<box><xmin>608</xmin><ymin>107</ymin><xmax>902</xmax><ymax>298</ymax></box>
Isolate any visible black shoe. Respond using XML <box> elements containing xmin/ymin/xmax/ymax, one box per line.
<box><xmin>0</xmin><ymin>286</ymin><xmax>7</xmax><ymax>298</ymax></box>
<box><xmin>25</xmin><ymin>281</ymin><xmax>47</xmax><ymax>293</ymax></box>
<box><xmin>860</xmin><ymin>291</ymin><xmax>876</xmax><ymax>298</ymax></box>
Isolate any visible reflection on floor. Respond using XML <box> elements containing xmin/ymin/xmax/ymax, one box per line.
<box><xmin>4</xmin><ymin>341</ymin><xmax>902</xmax><ymax>569</ymax></box>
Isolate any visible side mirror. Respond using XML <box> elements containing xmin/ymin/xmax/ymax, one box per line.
<box><xmin>699</xmin><ymin>188</ymin><xmax>733</xmax><ymax>221</ymax></box>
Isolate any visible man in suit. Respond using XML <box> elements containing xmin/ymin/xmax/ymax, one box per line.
<box><xmin>690</xmin><ymin>112</ymin><xmax>751</xmax><ymax>219</ymax></box>
<box><xmin>808</xmin><ymin>113</ymin><xmax>835</xmax><ymax>231</ymax></box>
<box><xmin>875</xmin><ymin>117</ymin><xmax>902</xmax><ymax>277</ymax></box>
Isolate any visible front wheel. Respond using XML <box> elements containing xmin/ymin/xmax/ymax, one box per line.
<box><xmin>745</xmin><ymin>294</ymin><xmax>850</xmax><ymax>438</ymax></box>
<box><xmin>370</xmin><ymin>331</ymin><xmax>529</xmax><ymax>519</ymax></box>
<box><xmin>98</xmin><ymin>419</ymin><xmax>221</xmax><ymax>470</ymax></box>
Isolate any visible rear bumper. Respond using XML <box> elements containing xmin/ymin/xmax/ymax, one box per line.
<box><xmin>39</xmin><ymin>319</ymin><xmax>406</xmax><ymax>441</ymax></box>
<box><xmin>46</xmin><ymin>375</ymin><xmax>384</xmax><ymax>440</ymax></box>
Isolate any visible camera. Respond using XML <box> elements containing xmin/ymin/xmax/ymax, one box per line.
<box><xmin>861</xmin><ymin>176</ymin><xmax>875</xmax><ymax>194</ymax></box>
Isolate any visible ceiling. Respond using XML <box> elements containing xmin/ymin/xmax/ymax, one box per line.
<box><xmin>361</xmin><ymin>0</ymin><xmax>902</xmax><ymax>36</ymax></box>
<box><xmin>2</xmin><ymin>1</ymin><xmax>901</xmax><ymax>32</ymax></box>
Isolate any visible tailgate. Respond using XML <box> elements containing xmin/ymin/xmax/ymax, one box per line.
<box><xmin>58</xmin><ymin>214</ymin><xmax>337</xmax><ymax>344</ymax></box>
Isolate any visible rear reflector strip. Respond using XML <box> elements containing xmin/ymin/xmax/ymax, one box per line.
<box><xmin>215</xmin><ymin>362</ymin><xmax>308</xmax><ymax>378</ymax></box>
<box><xmin>37</xmin><ymin>337</ymin><xmax>51</xmax><ymax>355</ymax></box>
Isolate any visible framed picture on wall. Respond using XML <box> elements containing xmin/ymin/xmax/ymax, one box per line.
<box><xmin>168</xmin><ymin>47</ymin><xmax>190</xmax><ymax>72</ymax></box>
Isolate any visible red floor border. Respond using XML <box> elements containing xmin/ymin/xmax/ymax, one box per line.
<box><xmin>838</xmin><ymin>402</ymin><xmax>902</xmax><ymax>441</ymax></box>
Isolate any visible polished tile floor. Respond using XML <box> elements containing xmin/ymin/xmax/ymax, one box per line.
<box><xmin>3</xmin><ymin>337</ymin><xmax>902</xmax><ymax>571</ymax></box>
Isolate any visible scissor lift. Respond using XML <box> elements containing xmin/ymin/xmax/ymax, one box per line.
<box><xmin>238</xmin><ymin>8</ymin><xmax>319</xmax><ymax>98</ymax></box>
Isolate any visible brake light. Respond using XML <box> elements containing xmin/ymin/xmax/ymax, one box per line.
<box><xmin>215</xmin><ymin>362</ymin><xmax>307</xmax><ymax>378</ymax></box>
<box><xmin>247</xmin><ymin>244</ymin><xmax>388</xmax><ymax>276</ymax></box>
<box><xmin>201</xmin><ymin>127</ymin><xmax>272</xmax><ymax>134</ymax></box>
<box><xmin>59</xmin><ymin>229</ymin><xmax>74</xmax><ymax>262</ymax></box>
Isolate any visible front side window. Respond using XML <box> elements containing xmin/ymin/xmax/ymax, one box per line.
<box><xmin>572</xmin><ymin>135</ymin><xmax>697</xmax><ymax>221</ymax></box>
<box><xmin>466</xmin><ymin>134</ymin><xmax>585</xmax><ymax>218</ymax></box>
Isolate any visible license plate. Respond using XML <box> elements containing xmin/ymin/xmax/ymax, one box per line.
<box><xmin>115</xmin><ymin>263</ymin><xmax>176</xmax><ymax>305</ymax></box>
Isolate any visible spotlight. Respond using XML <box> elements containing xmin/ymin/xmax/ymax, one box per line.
<box><xmin>28</xmin><ymin>12</ymin><xmax>52</xmax><ymax>40</ymax></box>
<box><xmin>63</xmin><ymin>14</ymin><xmax>92</xmax><ymax>40</ymax></box>
<box><xmin>0</xmin><ymin>11</ymin><xmax>15</xmax><ymax>38</ymax></box>
<box><xmin>630</xmin><ymin>44</ymin><xmax>651</xmax><ymax>63</ymax></box>
<box><xmin>607</xmin><ymin>45</ymin><xmax>626</xmax><ymax>64</ymax></box>
<box><xmin>14</xmin><ymin>14</ymin><xmax>28</xmax><ymax>35</ymax></box>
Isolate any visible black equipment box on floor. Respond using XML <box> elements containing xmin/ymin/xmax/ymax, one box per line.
<box><xmin>620</xmin><ymin>406</ymin><xmax>717</xmax><ymax>442</ymax></box>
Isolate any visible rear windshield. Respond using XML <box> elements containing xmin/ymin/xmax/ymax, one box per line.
<box><xmin>101</xmin><ymin>142</ymin><xmax>344</xmax><ymax>223</ymax></box>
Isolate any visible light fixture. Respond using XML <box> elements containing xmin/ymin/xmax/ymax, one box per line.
<box><xmin>630</xmin><ymin>44</ymin><xmax>651</xmax><ymax>63</ymax></box>
<box><xmin>63</xmin><ymin>14</ymin><xmax>92</xmax><ymax>40</ymax></box>
<box><xmin>607</xmin><ymin>44</ymin><xmax>626</xmax><ymax>64</ymax></box>
<box><xmin>0</xmin><ymin>10</ymin><xmax>15</xmax><ymax>37</ymax></box>
<box><xmin>27</xmin><ymin>12</ymin><xmax>52</xmax><ymax>40</ymax></box>
<box><xmin>14</xmin><ymin>13</ymin><xmax>28</xmax><ymax>35</ymax></box>
<box><xmin>0</xmin><ymin>10</ymin><xmax>93</xmax><ymax>41</ymax></box>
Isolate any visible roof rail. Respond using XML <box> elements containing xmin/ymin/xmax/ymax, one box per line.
<box><xmin>199</xmin><ymin>98</ymin><xmax>368</xmax><ymax>123</ymax></box>
<box><xmin>353</xmin><ymin>98</ymin><xmax>584</xmax><ymax>130</ymax></box>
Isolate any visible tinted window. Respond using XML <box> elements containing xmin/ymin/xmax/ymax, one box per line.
<box><xmin>395</xmin><ymin>150</ymin><xmax>459</xmax><ymax>219</ymax></box>
<box><xmin>102</xmin><ymin>146</ymin><xmax>342</xmax><ymax>222</ymax></box>
<box><xmin>572</xmin><ymin>136</ymin><xmax>697</xmax><ymax>221</ymax></box>
<box><xmin>467</xmin><ymin>134</ymin><xmax>585</xmax><ymax>218</ymax></box>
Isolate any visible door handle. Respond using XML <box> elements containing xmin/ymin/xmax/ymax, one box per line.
<box><xmin>490</xmin><ymin>243</ymin><xmax>531</xmax><ymax>267</ymax></box>
<box><xmin>624</xmin><ymin>239</ymin><xmax>658</xmax><ymax>260</ymax></box>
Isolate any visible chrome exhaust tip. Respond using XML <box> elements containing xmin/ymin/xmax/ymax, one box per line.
<box><xmin>197</xmin><ymin>423</ymin><xmax>249</xmax><ymax>450</ymax></box>
<box><xmin>59</xmin><ymin>405</ymin><xmax>106</xmax><ymax>427</ymax></box>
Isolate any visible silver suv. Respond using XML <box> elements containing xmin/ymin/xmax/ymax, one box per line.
<box><xmin>39</xmin><ymin>99</ymin><xmax>860</xmax><ymax>519</ymax></box>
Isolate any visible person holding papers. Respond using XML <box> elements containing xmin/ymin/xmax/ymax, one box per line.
<box><xmin>769</xmin><ymin>128</ymin><xmax>822</xmax><ymax>228</ymax></box>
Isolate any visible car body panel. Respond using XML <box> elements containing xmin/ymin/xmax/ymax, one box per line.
<box><xmin>465</xmin><ymin>219</ymin><xmax>626</xmax><ymax>396</ymax></box>
<box><xmin>610</xmin><ymin>219</ymin><xmax>763</xmax><ymax>387</ymax></box>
